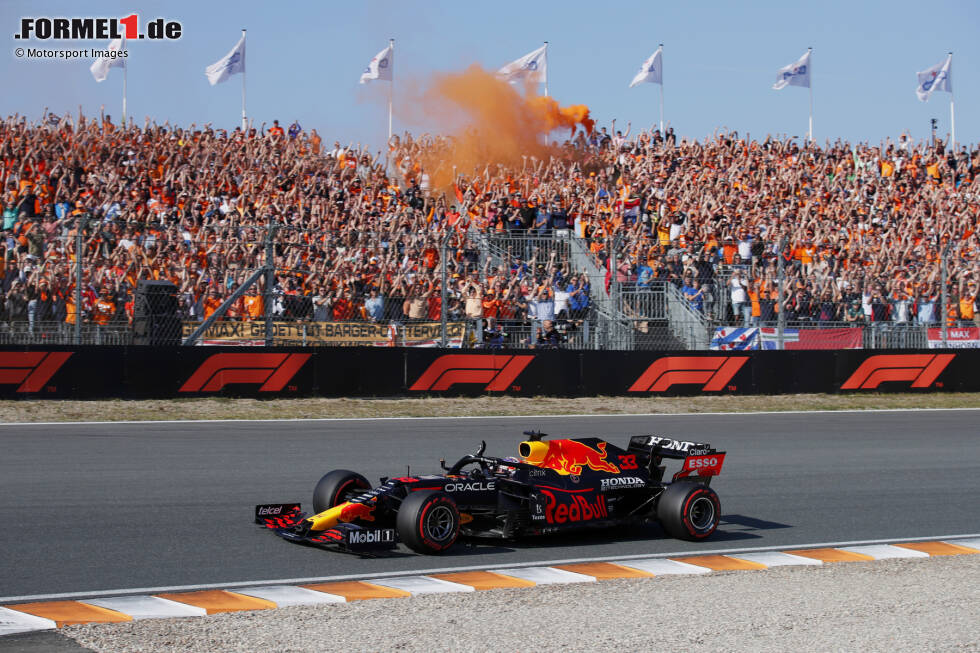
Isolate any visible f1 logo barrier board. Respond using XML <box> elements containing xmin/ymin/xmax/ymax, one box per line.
<box><xmin>0</xmin><ymin>348</ymin><xmax>975</xmax><ymax>399</ymax></box>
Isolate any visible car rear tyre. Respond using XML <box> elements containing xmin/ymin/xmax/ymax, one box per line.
<box><xmin>312</xmin><ymin>470</ymin><xmax>371</xmax><ymax>513</ymax></box>
<box><xmin>396</xmin><ymin>490</ymin><xmax>460</xmax><ymax>554</ymax></box>
<box><xmin>657</xmin><ymin>482</ymin><xmax>720</xmax><ymax>541</ymax></box>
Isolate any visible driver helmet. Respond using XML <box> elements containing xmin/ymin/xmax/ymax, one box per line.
<box><xmin>494</xmin><ymin>456</ymin><xmax>520</xmax><ymax>476</ymax></box>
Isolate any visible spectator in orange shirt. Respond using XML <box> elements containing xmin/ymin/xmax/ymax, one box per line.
<box><xmin>203</xmin><ymin>289</ymin><xmax>223</xmax><ymax>320</ymax></box>
<box><xmin>91</xmin><ymin>288</ymin><xmax>116</xmax><ymax>326</ymax></box>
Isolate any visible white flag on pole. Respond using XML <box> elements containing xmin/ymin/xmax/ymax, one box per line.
<box><xmin>629</xmin><ymin>47</ymin><xmax>663</xmax><ymax>88</ymax></box>
<box><xmin>915</xmin><ymin>54</ymin><xmax>952</xmax><ymax>102</ymax></box>
<box><xmin>90</xmin><ymin>38</ymin><xmax>125</xmax><ymax>82</ymax></box>
<box><xmin>360</xmin><ymin>44</ymin><xmax>394</xmax><ymax>84</ymax></box>
<box><xmin>772</xmin><ymin>50</ymin><xmax>810</xmax><ymax>90</ymax></box>
<box><xmin>205</xmin><ymin>34</ymin><xmax>246</xmax><ymax>86</ymax></box>
<box><xmin>497</xmin><ymin>44</ymin><xmax>547</xmax><ymax>84</ymax></box>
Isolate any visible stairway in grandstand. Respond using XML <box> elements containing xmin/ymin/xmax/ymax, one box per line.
<box><xmin>474</xmin><ymin>232</ymin><xmax>705</xmax><ymax>350</ymax></box>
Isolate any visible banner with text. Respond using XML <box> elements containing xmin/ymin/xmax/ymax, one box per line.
<box><xmin>182</xmin><ymin>321</ymin><xmax>466</xmax><ymax>347</ymax></box>
<box><xmin>927</xmin><ymin>327</ymin><xmax>980</xmax><ymax>348</ymax></box>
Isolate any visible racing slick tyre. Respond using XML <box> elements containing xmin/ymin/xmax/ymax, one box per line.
<box><xmin>656</xmin><ymin>482</ymin><xmax>721</xmax><ymax>541</ymax></box>
<box><xmin>312</xmin><ymin>470</ymin><xmax>371</xmax><ymax>513</ymax></box>
<box><xmin>396</xmin><ymin>490</ymin><xmax>460</xmax><ymax>554</ymax></box>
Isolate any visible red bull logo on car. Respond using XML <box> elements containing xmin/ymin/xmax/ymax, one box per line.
<box><xmin>338</xmin><ymin>501</ymin><xmax>375</xmax><ymax>523</ymax></box>
<box><xmin>519</xmin><ymin>439</ymin><xmax>621</xmax><ymax>475</ymax></box>
<box><xmin>540</xmin><ymin>488</ymin><xmax>608</xmax><ymax>524</ymax></box>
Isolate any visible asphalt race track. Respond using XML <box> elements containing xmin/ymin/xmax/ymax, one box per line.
<box><xmin>1</xmin><ymin>410</ymin><xmax>978</xmax><ymax>599</ymax></box>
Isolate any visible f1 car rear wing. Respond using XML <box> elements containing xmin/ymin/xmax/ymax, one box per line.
<box><xmin>627</xmin><ymin>435</ymin><xmax>726</xmax><ymax>484</ymax></box>
<box><xmin>628</xmin><ymin>435</ymin><xmax>720</xmax><ymax>459</ymax></box>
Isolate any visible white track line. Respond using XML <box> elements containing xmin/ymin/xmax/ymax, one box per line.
<box><xmin>1</xmin><ymin>406</ymin><xmax>978</xmax><ymax>427</ymax></box>
<box><xmin>3</xmin><ymin>532</ymin><xmax>977</xmax><ymax>604</ymax></box>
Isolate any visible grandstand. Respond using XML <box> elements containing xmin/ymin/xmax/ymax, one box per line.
<box><xmin>1</xmin><ymin>113</ymin><xmax>977</xmax><ymax>349</ymax></box>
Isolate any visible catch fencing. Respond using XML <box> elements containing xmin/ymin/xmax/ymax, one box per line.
<box><xmin>1</xmin><ymin>220</ymin><xmax>975</xmax><ymax>350</ymax></box>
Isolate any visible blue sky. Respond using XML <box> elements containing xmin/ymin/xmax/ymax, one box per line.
<box><xmin>3</xmin><ymin>0</ymin><xmax>978</xmax><ymax>151</ymax></box>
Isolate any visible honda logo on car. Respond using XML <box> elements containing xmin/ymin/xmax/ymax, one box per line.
<box><xmin>444</xmin><ymin>481</ymin><xmax>496</xmax><ymax>492</ymax></box>
<box><xmin>645</xmin><ymin>436</ymin><xmax>703</xmax><ymax>452</ymax></box>
<box><xmin>600</xmin><ymin>477</ymin><xmax>645</xmax><ymax>490</ymax></box>
<box><xmin>541</xmin><ymin>488</ymin><xmax>608</xmax><ymax>524</ymax></box>
<box><xmin>348</xmin><ymin>529</ymin><xmax>395</xmax><ymax>544</ymax></box>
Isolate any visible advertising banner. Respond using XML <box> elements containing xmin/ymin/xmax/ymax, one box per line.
<box><xmin>1</xmin><ymin>347</ymin><xmax>977</xmax><ymax>399</ymax></box>
<box><xmin>927</xmin><ymin>327</ymin><xmax>980</xmax><ymax>348</ymax></box>
<box><xmin>181</xmin><ymin>321</ymin><xmax>466</xmax><ymax>347</ymax></box>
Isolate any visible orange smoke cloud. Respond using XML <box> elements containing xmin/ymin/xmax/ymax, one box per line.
<box><xmin>528</xmin><ymin>96</ymin><xmax>595</xmax><ymax>135</ymax></box>
<box><xmin>419</xmin><ymin>65</ymin><xmax>593</xmax><ymax>188</ymax></box>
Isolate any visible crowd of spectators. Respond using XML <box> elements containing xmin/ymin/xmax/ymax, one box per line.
<box><xmin>1</xmin><ymin>108</ymin><xmax>979</xmax><ymax>343</ymax></box>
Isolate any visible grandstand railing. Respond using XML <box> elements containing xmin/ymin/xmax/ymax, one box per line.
<box><xmin>0</xmin><ymin>315</ymin><xmax>949</xmax><ymax>350</ymax></box>
<box><xmin>0</xmin><ymin>321</ymin><xmax>133</xmax><ymax>346</ymax></box>
<box><xmin>664</xmin><ymin>282</ymin><xmax>711</xmax><ymax>350</ymax></box>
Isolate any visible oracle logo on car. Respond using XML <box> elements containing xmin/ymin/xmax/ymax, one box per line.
<box><xmin>409</xmin><ymin>354</ymin><xmax>533</xmax><ymax>392</ymax></box>
<box><xmin>444</xmin><ymin>481</ymin><xmax>496</xmax><ymax>492</ymax></box>
<box><xmin>841</xmin><ymin>354</ymin><xmax>954</xmax><ymax>390</ymax></box>
<box><xmin>0</xmin><ymin>351</ymin><xmax>73</xmax><ymax>392</ymax></box>
<box><xmin>629</xmin><ymin>356</ymin><xmax>748</xmax><ymax>393</ymax></box>
<box><xmin>179</xmin><ymin>353</ymin><xmax>311</xmax><ymax>392</ymax></box>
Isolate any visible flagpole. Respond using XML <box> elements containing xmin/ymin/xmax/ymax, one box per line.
<box><xmin>241</xmin><ymin>29</ymin><xmax>247</xmax><ymax>130</ymax></box>
<box><xmin>388</xmin><ymin>38</ymin><xmax>394</xmax><ymax>142</ymax></box>
<box><xmin>659</xmin><ymin>43</ymin><xmax>664</xmax><ymax>133</ymax></box>
<box><xmin>122</xmin><ymin>41</ymin><xmax>127</xmax><ymax>127</ymax></box>
<box><xmin>807</xmin><ymin>47</ymin><xmax>813</xmax><ymax>144</ymax></box>
<box><xmin>543</xmin><ymin>41</ymin><xmax>549</xmax><ymax>146</ymax></box>
<box><xmin>948</xmin><ymin>52</ymin><xmax>955</xmax><ymax>151</ymax></box>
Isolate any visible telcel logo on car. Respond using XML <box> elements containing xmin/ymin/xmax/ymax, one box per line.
<box><xmin>258</xmin><ymin>506</ymin><xmax>283</xmax><ymax>515</ymax></box>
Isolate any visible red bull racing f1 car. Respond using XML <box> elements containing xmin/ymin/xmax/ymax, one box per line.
<box><xmin>255</xmin><ymin>431</ymin><xmax>726</xmax><ymax>555</ymax></box>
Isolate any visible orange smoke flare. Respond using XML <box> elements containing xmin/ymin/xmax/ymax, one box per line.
<box><xmin>419</xmin><ymin>65</ymin><xmax>593</xmax><ymax>188</ymax></box>
<box><xmin>528</xmin><ymin>96</ymin><xmax>595</xmax><ymax>135</ymax></box>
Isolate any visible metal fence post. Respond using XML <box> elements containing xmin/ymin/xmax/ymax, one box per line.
<box><xmin>264</xmin><ymin>222</ymin><xmax>277</xmax><ymax>347</ymax></box>
<box><xmin>440</xmin><ymin>233</ymin><xmax>448</xmax><ymax>347</ymax></box>
<box><xmin>609</xmin><ymin>235</ymin><xmax>618</xmax><ymax>310</ymax></box>
<box><xmin>940</xmin><ymin>242</ymin><xmax>951</xmax><ymax>347</ymax></box>
<box><xmin>777</xmin><ymin>237</ymin><xmax>786</xmax><ymax>351</ymax></box>
<box><xmin>74</xmin><ymin>216</ymin><xmax>85</xmax><ymax>345</ymax></box>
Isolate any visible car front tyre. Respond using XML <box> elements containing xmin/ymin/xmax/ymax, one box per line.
<box><xmin>312</xmin><ymin>470</ymin><xmax>371</xmax><ymax>513</ymax></box>
<box><xmin>396</xmin><ymin>490</ymin><xmax>460</xmax><ymax>554</ymax></box>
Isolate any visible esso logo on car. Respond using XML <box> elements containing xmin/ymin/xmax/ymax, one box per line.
<box><xmin>686</xmin><ymin>456</ymin><xmax>719</xmax><ymax>469</ymax></box>
<box><xmin>684</xmin><ymin>453</ymin><xmax>725</xmax><ymax>475</ymax></box>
